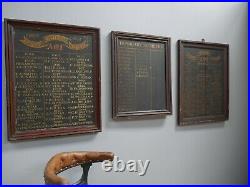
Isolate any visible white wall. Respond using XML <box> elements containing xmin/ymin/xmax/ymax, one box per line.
<box><xmin>2</xmin><ymin>3</ymin><xmax>248</xmax><ymax>184</ymax></box>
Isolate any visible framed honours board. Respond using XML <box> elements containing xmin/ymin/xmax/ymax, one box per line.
<box><xmin>111</xmin><ymin>31</ymin><xmax>172</xmax><ymax>119</ymax></box>
<box><xmin>178</xmin><ymin>40</ymin><xmax>229</xmax><ymax>126</ymax></box>
<box><xmin>5</xmin><ymin>19</ymin><xmax>101</xmax><ymax>140</ymax></box>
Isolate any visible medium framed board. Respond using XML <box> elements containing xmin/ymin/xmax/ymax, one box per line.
<box><xmin>178</xmin><ymin>40</ymin><xmax>229</xmax><ymax>126</ymax></box>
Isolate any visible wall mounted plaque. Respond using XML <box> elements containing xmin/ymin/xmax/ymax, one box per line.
<box><xmin>111</xmin><ymin>31</ymin><xmax>172</xmax><ymax>119</ymax></box>
<box><xmin>5</xmin><ymin>19</ymin><xmax>101</xmax><ymax>140</ymax></box>
<box><xmin>178</xmin><ymin>40</ymin><xmax>229</xmax><ymax>126</ymax></box>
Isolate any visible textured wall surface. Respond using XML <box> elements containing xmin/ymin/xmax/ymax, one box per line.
<box><xmin>2</xmin><ymin>3</ymin><xmax>248</xmax><ymax>184</ymax></box>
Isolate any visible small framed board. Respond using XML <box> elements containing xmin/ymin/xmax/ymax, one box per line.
<box><xmin>112</xmin><ymin>31</ymin><xmax>172</xmax><ymax>119</ymax></box>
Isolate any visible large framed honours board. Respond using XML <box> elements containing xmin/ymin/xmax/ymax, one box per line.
<box><xmin>111</xmin><ymin>31</ymin><xmax>172</xmax><ymax>119</ymax></box>
<box><xmin>5</xmin><ymin>19</ymin><xmax>101</xmax><ymax>140</ymax></box>
<box><xmin>178</xmin><ymin>40</ymin><xmax>229</xmax><ymax>126</ymax></box>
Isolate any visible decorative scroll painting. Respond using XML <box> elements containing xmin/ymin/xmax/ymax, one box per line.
<box><xmin>112</xmin><ymin>31</ymin><xmax>172</xmax><ymax>119</ymax></box>
<box><xmin>5</xmin><ymin>19</ymin><xmax>101</xmax><ymax>140</ymax></box>
<box><xmin>178</xmin><ymin>40</ymin><xmax>229</xmax><ymax>126</ymax></box>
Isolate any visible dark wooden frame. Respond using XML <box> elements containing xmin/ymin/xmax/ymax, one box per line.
<box><xmin>111</xmin><ymin>31</ymin><xmax>172</xmax><ymax>119</ymax></box>
<box><xmin>5</xmin><ymin>19</ymin><xmax>101</xmax><ymax>141</ymax></box>
<box><xmin>178</xmin><ymin>40</ymin><xmax>229</xmax><ymax>126</ymax></box>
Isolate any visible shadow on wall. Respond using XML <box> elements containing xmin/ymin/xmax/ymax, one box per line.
<box><xmin>103</xmin><ymin>32</ymin><xmax>167</xmax><ymax>130</ymax></box>
<box><xmin>173</xmin><ymin>38</ymin><xmax>226</xmax><ymax>132</ymax></box>
<box><xmin>175</xmin><ymin>122</ymin><xmax>225</xmax><ymax>132</ymax></box>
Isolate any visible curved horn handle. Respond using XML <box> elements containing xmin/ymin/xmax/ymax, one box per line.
<box><xmin>44</xmin><ymin>151</ymin><xmax>114</xmax><ymax>184</ymax></box>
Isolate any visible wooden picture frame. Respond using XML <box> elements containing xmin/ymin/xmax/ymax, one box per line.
<box><xmin>5</xmin><ymin>19</ymin><xmax>101</xmax><ymax>140</ymax></box>
<box><xmin>178</xmin><ymin>40</ymin><xmax>229</xmax><ymax>126</ymax></box>
<box><xmin>111</xmin><ymin>31</ymin><xmax>172</xmax><ymax>119</ymax></box>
